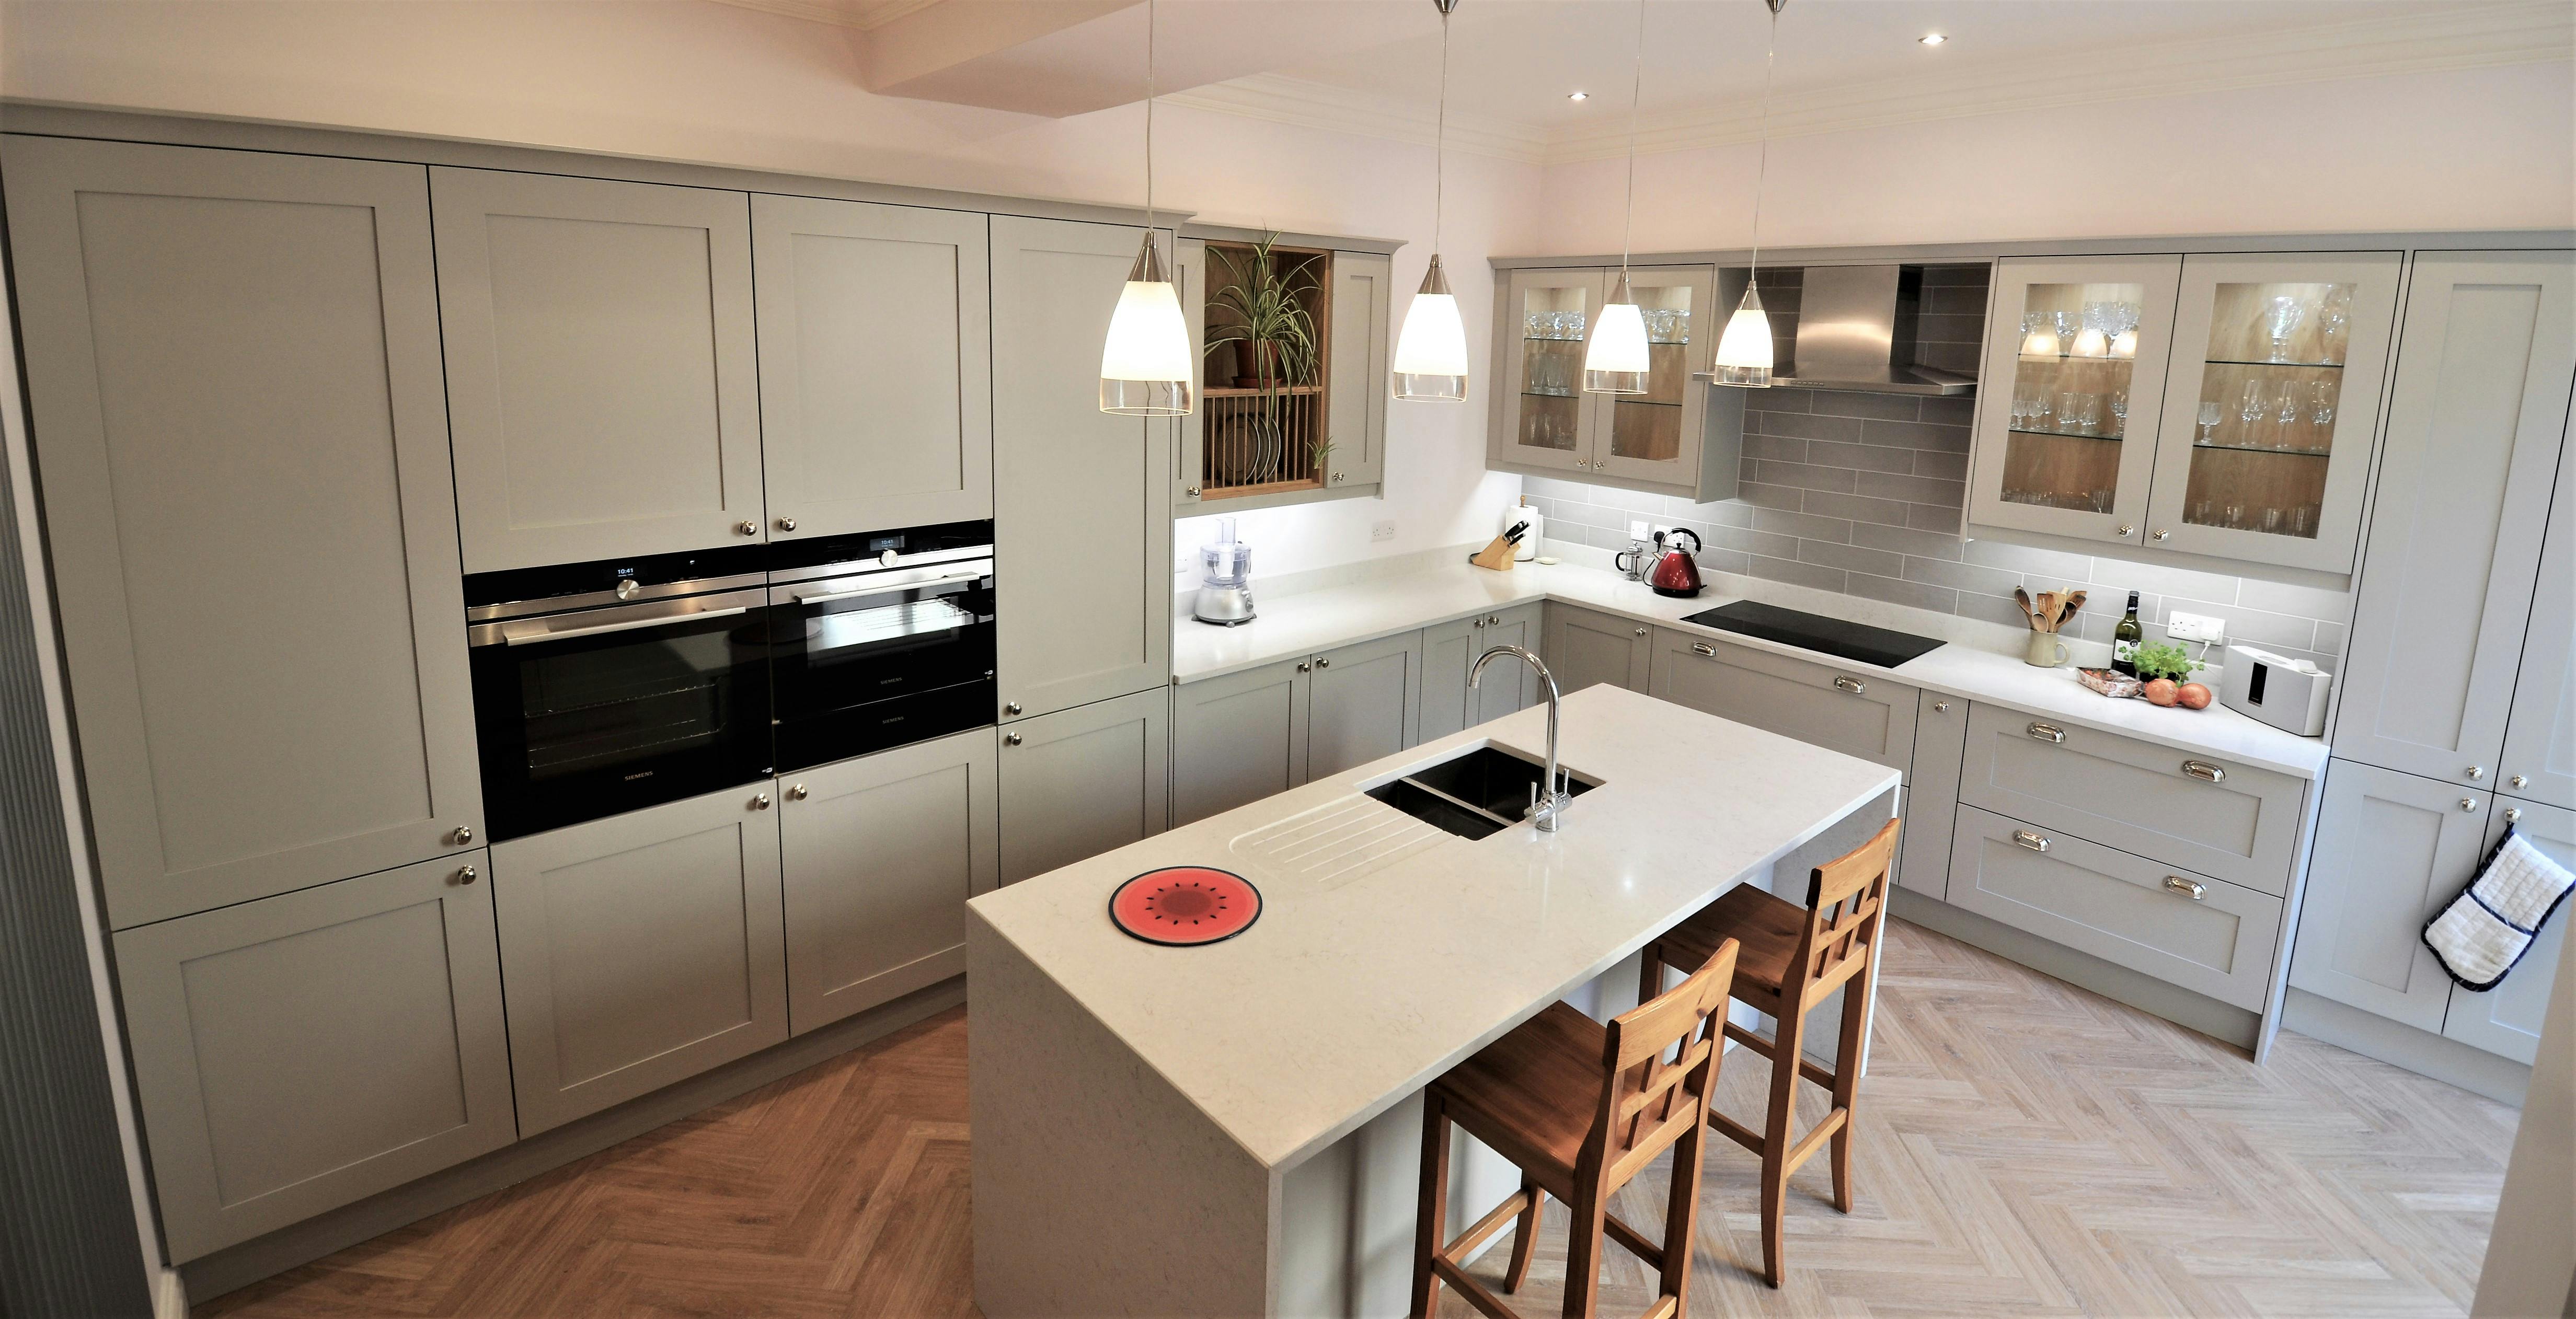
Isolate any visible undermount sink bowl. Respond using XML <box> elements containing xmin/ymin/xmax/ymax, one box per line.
<box><xmin>1363</xmin><ymin>744</ymin><xmax>1600</xmax><ymax>840</ymax></box>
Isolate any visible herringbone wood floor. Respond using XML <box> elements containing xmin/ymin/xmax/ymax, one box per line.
<box><xmin>200</xmin><ymin>919</ymin><xmax>2515</xmax><ymax>1318</ymax></box>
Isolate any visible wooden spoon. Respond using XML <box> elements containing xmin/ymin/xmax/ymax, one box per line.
<box><xmin>2014</xmin><ymin>586</ymin><xmax>2037</xmax><ymax>628</ymax></box>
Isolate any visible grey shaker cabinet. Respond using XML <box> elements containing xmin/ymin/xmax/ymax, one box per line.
<box><xmin>2442</xmin><ymin>795</ymin><xmax>2572</xmax><ymax>1063</ymax></box>
<box><xmin>2498</xmin><ymin>431</ymin><xmax>2576</xmax><ymax>812</ymax></box>
<box><xmin>1</xmin><ymin>137</ymin><xmax>484</xmax><ymax>929</ymax></box>
<box><xmin>1307</xmin><ymin>630</ymin><xmax>1427</xmax><ymax>779</ymax></box>
<box><xmin>999</xmin><ymin>688</ymin><xmax>1171</xmax><ymax>885</ymax></box>
<box><xmin>778</xmin><ymin>729</ymin><xmax>997</xmax><ymax>1036</ymax></box>
<box><xmin>990</xmin><ymin>216</ymin><xmax>1174</xmax><ymax>722</ymax></box>
<box><xmin>1948</xmin><ymin>805</ymin><xmax>2281</xmax><ymax>1012</ymax></box>
<box><xmin>751</xmin><ymin>195</ymin><xmax>993</xmax><ymax>538</ymax></box>
<box><xmin>1543</xmin><ymin>604</ymin><xmax>1652</xmax><ymax>695</ymax></box>
<box><xmin>1171</xmin><ymin>659</ymin><xmax>1310</xmax><ymax>828</ymax></box>
<box><xmin>1648</xmin><ymin>631</ymin><xmax>1918</xmax><ymax>775</ymax></box>
<box><xmin>2288</xmin><ymin>759</ymin><xmax>2493</xmax><ymax>1032</ymax></box>
<box><xmin>490</xmin><ymin>786</ymin><xmax>790</xmax><ymax>1135</ymax></box>
<box><xmin>115</xmin><ymin>852</ymin><xmax>514</xmax><ymax>1261</ymax></box>
<box><xmin>1956</xmin><ymin>702</ymin><xmax>2305</xmax><ymax>896</ymax></box>
<box><xmin>432</xmin><ymin>168</ymin><xmax>765</xmax><ymax>572</ymax></box>
<box><xmin>1896</xmin><ymin>696</ymin><xmax>1969</xmax><ymax>900</ymax></box>
<box><xmin>2334</xmin><ymin>251</ymin><xmax>2574</xmax><ymax>787</ymax></box>
<box><xmin>1325</xmin><ymin>251</ymin><xmax>1394</xmax><ymax>490</ymax></box>
<box><xmin>1419</xmin><ymin>603</ymin><xmax>1545</xmax><ymax>741</ymax></box>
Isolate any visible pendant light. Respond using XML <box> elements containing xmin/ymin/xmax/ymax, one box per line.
<box><xmin>1712</xmin><ymin>0</ymin><xmax>1787</xmax><ymax>388</ymax></box>
<box><xmin>1581</xmin><ymin>0</ymin><xmax>1652</xmax><ymax>395</ymax></box>
<box><xmin>1391</xmin><ymin>0</ymin><xmax>1469</xmax><ymax>402</ymax></box>
<box><xmin>1099</xmin><ymin>0</ymin><xmax>1193</xmax><ymax>416</ymax></box>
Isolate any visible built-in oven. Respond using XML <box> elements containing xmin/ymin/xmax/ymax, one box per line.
<box><xmin>767</xmin><ymin>520</ymin><xmax>995</xmax><ymax>773</ymax></box>
<box><xmin>466</xmin><ymin>547</ymin><xmax>775</xmax><ymax>841</ymax></box>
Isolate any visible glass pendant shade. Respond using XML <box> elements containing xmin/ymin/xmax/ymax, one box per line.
<box><xmin>1583</xmin><ymin>274</ymin><xmax>1650</xmax><ymax>394</ymax></box>
<box><xmin>1392</xmin><ymin>256</ymin><xmax>1468</xmax><ymax>401</ymax></box>
<box><xmin>1099</xmin><ymin>234</ymin><xmax>1194</xmax><ymax>416</ymax></box>
<box><xmin>1710</xmin><ymin>284</ymin><xmax>1775</xmax><ymax>388</ymax></box>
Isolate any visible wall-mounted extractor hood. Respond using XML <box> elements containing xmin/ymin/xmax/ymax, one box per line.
<box><xmin>1697</xmin><ymin>264</ymin><xmax>1976</xmax><ymax>397</ymax></box>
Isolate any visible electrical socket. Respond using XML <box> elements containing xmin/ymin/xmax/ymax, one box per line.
<box><xmin>1649</xmin><ymin>523</ymin><xmax>1675</xmax><ymax>542</ymax></box>
<box><xmin>1370</xmin><ymin>520</ymin><xmax>1397</xmax><ymax>543</ymax></box>
<box><xmin>2166</xmin><ymin>610</ymin><xmax>2226</xmax><ymax>644</ymax></box>
<box><xmin>1628</xmin><ymin>520</ymin><xmax>1651</xmax><ymax>541</ymax></box>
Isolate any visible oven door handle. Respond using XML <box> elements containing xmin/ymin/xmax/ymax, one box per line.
<box><xmin>792</xmin><ymin>569</ymin><xmax>987</xmax><ymax>607</ymax></box>
<box><xmin>494</xmin><ymin>606</ymin><xmax>750</xmax><ymax>647</ymax></box>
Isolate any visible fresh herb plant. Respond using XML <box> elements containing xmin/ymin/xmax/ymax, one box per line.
<box><xmin>2131</xmin><ymin>640</ymin><xmax>2204</xmax><ymax>682</ymax></box>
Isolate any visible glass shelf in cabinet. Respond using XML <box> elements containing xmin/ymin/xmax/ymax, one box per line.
<box><xmin>2191</xmin><ymin>441</ymin><xmax>2330</xmax><ymax>456</ymax></box>
<box><xmin>2008</xmin><ymin>427</ymin><xmax>2123</xmax><ymax>442</ymax></box>
<box><xmin>1522</xmin><ymin>388</ymin><xmax>1577</xmax><ymax>399</ymax></box>
<box><xmin>2203</xmin><ymin>358</ymin><xmax>2344</xmax><ymax>369</ymax></box>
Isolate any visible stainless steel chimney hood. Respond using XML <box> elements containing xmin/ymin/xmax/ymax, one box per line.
<box><xmin>1697</xmin><ymin>264</ymin><xmax>1976</xmax><ymax>397</ymax></box>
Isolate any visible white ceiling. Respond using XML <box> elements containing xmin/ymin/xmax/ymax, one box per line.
<box><xmin>707</xmin><ymin>0</ymin><xmax>2574</xmax><ymax>158</ymax></box>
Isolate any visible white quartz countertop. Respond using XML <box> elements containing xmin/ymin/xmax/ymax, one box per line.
<box><xmin>968</xmin><ymin>685</ymin><xmax>1901</xmax><ymax>1173</ymax></box>
<box><xmin>1172</xmin><ymin>556</ymin><xmax>2331</xmax><ymax>780</ymax></box>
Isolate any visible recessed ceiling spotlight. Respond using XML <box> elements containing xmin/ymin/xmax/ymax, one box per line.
<box><xmin>1918</xmin><ymin>32</ymin><xmax>1947</xmax><ymax>46</ymax></box>
<box><xmin>1568</xmin><ymin>90</ymin><xmax>1589</xmax><ymax>101</ymax></box>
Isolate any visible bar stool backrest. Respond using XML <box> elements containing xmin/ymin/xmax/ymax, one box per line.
<box><xmin>1592</xmin><ymin>939</ymin><xmax>1739</xmax><ymax>1186</ymax></box>
<box><xmin>1796</xmin><ymin>818</ymin><xmax>1901</xmax><ymax>1003</ymax></box>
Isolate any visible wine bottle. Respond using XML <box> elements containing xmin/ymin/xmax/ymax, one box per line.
<box><xmin>2112</xmin><ymin>591</ymin><xmax>2143</xmax><ymax>676</ymax></box>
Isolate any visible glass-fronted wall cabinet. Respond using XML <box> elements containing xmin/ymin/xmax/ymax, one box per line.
<box><xmin>1969</xmin><ymin>251</ymin><xmax>2401</xmax><ymax>578</ymax></box>
<box><xmin>1967</xmin><ymin>256</ymin><xmax>2183</xmax><ymax>547</ymax></box>
<box><xmin>1490</xmin><ymin>264</ymin><xmax>1738</xmax><ymax>499</ymax></box>
<box><xmin>2141</xmin><ymin>253</ymin><xmax>2401</xmax><ymax>573</ymax></box>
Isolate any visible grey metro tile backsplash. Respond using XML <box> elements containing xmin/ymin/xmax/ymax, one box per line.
<box><xmin>1519</xmin><ymin>387</ymin><xmax>2352</xmax><ymax>673</ymax></box>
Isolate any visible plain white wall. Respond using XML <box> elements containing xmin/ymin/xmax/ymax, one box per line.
<box><xmin>1529</xmin><ymin>60</ymin><xmax>2576</xmax><ymax>253</ymax></box>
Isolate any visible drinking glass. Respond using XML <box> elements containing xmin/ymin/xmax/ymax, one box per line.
<box><xmin>2192</xmin><ymin>499</ymin><xmax>2214</xmax><ymax>525</ymax></box>
<box><xmin>2272</xmin><ymin>379</ymin><xmax>2302</xmax><ymax>449</ymax></box>
<box><xmin>2090</xmin><ymin>488</ymin><xmax>2113</xmax><ymax>513</ymax></box>
<box><xmin>2293</xmin><ymin>504</ymin><xmax>2318</xmax><ymax>537</ymax></box>
<box><xmin>2032</xmin><ymin>392</ymin><xmax>2054</xmax><ymax>431</ymax></box>
<box><xmin>2224</xmin><ymin>504</ymin><xmax>2245</xmax><ymax>529</ymax></box>
<box><xmin>2109</xmin><ymin>389</ymin><xmax>2129</xmax><ymax>437</ymax></box>
<box><xmin>2263</xmin><ymin>294</ymin><xmax>2308</xmax><ymax>363</ymax></box>
<box><xmin>2318</xmin><ymin>288</ymin><xmax>2352</xmax><ymax>365</ymax></box>
<box><xmin>2058</xmin><ymin>391</ymin><xmax>2086</xmax><ymax>434</ymax></box>
<box><xmin>2309</xmin><ymin>380</ymin><xmax>2338</xmax><ymax>437</ymax></box>
<box><xmin>2197</xmin><ymin>401</ymin><xmax>2222</xmax><ymax>444</ymax></box>
<box><xmin>2263</xmin><ymin>507</ymin><xmax>2282</xmax><ymax>535</ymax></box>
<box><xmin>2081</xmin><ymin>394</ymin><xmax>2102</xmax><ymax>434</ymax></box>
<box><xmin>2051</xmin><ymin>311</ymin><xmax>2074</xmax><ymax>357</ymax></box>
<box><xmin>2238</xmin><ymin>381</ymin><xmax>2266</xmax><ymax>444</ymax></box>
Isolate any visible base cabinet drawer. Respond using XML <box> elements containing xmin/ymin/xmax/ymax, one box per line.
<box><xmin>780</xmin><ymin>729</ymin><xmax>997</xmax><ymax>1037</ymax></box>
<box><xmin>1650</xmin><ymin>631</ymin><xmax>1917</xmax><ymax>773</ymax></box>
<box><xmin>116</xmin><ymin>853</ymin><xmax>516</xmax><ymax>1260</ymax></box>
<box><xmin>492</xmin><ymin>786</ymin><xmax>790</xmax><ymax>1136</ymax></box>
<box><xmin>1898</xmin><ymin>697</ymin><xmax>1969</xmax><ymax>899</ymax></box>
<box><xmin>1958</xmin><ymin>702</ymin><xmax>2305</xmax><ymax>895</ymax></box>
<box><xmin>1948</xmin><ymin>805</ymin><xmax>2283</xmax><ymax>1010</ymax></box>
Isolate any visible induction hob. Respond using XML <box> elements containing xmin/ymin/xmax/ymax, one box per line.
<box><xmin>1679</xmin><ymin>600</ymin><xmax>1946</xmax><ymax>669</ymax></box>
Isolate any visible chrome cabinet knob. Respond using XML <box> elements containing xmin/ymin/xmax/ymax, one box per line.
<box><xmin>1634</xmin><ymin>627</ymin><xmax>1648</xmax><ymax>637</ymax></box>
<box><xmin>2461</xmin><ymin>797</ymin><xmax>2480</xmax><ymax>812</ymax></box>
<box><xmin>2151</xmin><ymin>529</ymin><xmax>2170</xmax><ymax>542</ymax></box>
<box><xmin>1933</xmin><ymin>701</ymin><xmax>1950</xmax><ymax>713</ymax></box>
<box><xmin>1005</xmin><ymin>732</ymin><xmax>1024</xmax><ymax>747</ymax></box>
<box><xmin>788</xmin><ymin>783</ymin><xmax>808</xmax><ymax>801</ymax></box>
<box><xmin>1333</xmin><ymin>472</ymin><xmax>1346</xmax><ymax>483</ymax></box>
<box><xmin>776</xmin><ymin>516</ymin><xmax>797</xmax><ymax>532</ymax></box>
<box><xmin>1314</xmin><ymin>657</ymin><xmax>1330</xmax><ymax>669</ymax></box>
<box><xmin>2511</xmin><ymin>774</ymin><xmax>2529</xmax><ymax>789</ymax></box>
<box><xmin>752</xmin><ymin>792</ymin><xmax>772</xmax><ymax>810</ymax></box>
<box><xmin>1184</xmin><ymin>486</ymin><xmax>1202</xmax><ymax>498</ymax></box>
<box><xmin>2115</xmin><ymin>524</ymin><xmax>2134</xmax><ymax>537</ymax></box>
<box><xmin>737</xmin><ymin>520</ymin><xmax>759</xmax><ymax>536</ymax></box>
<box><xmin>451</xmin><ymin>825</ymin><xmax>474</xmax><ymax>845</ymax></box>
<box><xmin>2505</xmin><ymin>807</ymin><xmax>2524</xmax><ymax>824</ymax></box>
<box><xmin>1005</xmin><ymin>701</ymin><xmax>1023</xmax><ymax>716</ymax></box>
<box><xmin>2466</xmin><ymin>765</ymin><xmax>2486</xmax><ymax>780</ymax></box>
<box><xmin>452</xmin><ymin>865</ymin><xmax>477</xmax><ymax>886</ymax></box>
<box><xmin>1296</xmin><ymin>662</ymin><xmax>1312</xmax><ymax>673</ymax></box>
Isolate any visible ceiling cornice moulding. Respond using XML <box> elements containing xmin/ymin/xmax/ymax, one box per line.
<box><xmin>1164</xmin><ymin>74</ymin><xmax>1549</xmax><ymax>164</ymax></box>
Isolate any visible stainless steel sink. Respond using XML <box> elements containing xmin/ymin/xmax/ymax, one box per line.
<box><xmin>1363</xmin><ymin>745</ymin><xmax>1598</xmax><ymax>840</ymax></box>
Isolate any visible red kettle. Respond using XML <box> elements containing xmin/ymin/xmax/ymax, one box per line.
<box><xmin>1647</xmin><ymin>527</ymin><xmax>1705</xmax><ymax>598</ymax></box>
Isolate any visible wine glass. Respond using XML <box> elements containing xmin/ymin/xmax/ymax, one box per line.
<box><xmin>2033</xmin><ymin>391</ymin><xmax>2054</xmax><ymax>432</ymax></box>
<box><xmin>2272</xmin><ymin>379</ymin><xmax>2302</xmax><ymax>449</ymax></box>
<box><xmin>2262</xmin><ymin>507</ymin><xmax>2283</xmax><ymax>535</ymax></box>
<box><xmin>2109</xmin><ymin>389</ymin><xmax>2129</xmax><ymax>437</ymax></box>
<box><xmin>2238</xmin><ymin>380</ymin><xmax>2266</xmax><ymax>443</ymax></box>
<box><xmin>2059</xmin><ymin>391</ymin><xmax>2086</xmax><ymax>434</ymax></box>
<box><xmin>2309</xmin><ymin>380</ymin><xmax>2338</xmax><ymax>441</ymax></box>
<box><xmin>2318</xmin><ymin>287</ymin><xmax>2352</xmax><ymax>365</ymax></box>
<box><xmin>2197</xmin><ymin>401</ymin><xmax>2222</xmax><ymax>444</ymax></box>
<box><xmin>2263</xmin><ymin>294</ymin><xmax>2308</xmax><ymax>363</ymax></box>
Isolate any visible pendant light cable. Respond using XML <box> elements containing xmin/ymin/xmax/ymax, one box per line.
<box><xmin>1619</xmin><ymin>0</ymin><xmax>1644</xmax><ymax>274</ymax></box>
<box><xmin>1144</xmin><ymin>0</ymin><xmax>1156</xmax><ymax>234</ymax></box>
<box><xmin>1433</xmin><ymin>1</ymin><xmax>1448</xmax><ymax>254</ymax></box>
<box><xmin>1746</xmin><ymin>0</ymin><xmax>1779</xmax><ymax>292</ymax></box>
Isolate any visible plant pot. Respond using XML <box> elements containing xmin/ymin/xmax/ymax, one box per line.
<box><xmin>1233</xmin><ymin>339</ymin><xmax>1290</xmax><ymax>389</ymax></box>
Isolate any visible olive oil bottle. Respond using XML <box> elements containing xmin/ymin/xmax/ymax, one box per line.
<box><xmin>2112</xmin><ymin>590</ymin><xmax>2143</xmax><ymax>676</ymax></box>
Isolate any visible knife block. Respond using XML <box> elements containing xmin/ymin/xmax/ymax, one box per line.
<box><xmin>1469</xmin><ymin>535</ymin><xmax>1518</xmax><ymax>572</ymax></box>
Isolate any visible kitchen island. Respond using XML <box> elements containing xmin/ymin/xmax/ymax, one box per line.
<box><xmin>967</xmin><ymin>684</ymin><xmax>1901</xmax><ymax>1317</ymax></box>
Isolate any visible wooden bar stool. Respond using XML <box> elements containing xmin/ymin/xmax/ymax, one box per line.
<box><xmin>1410</xmin><ymin>939</ymin><xmax>1740</xmax><ymax>1319</ymax></box>
<box><xmin>1637</xmin><ymin>817</ymin><xmax>1900</xmax><ymax>1288</ymax></box>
